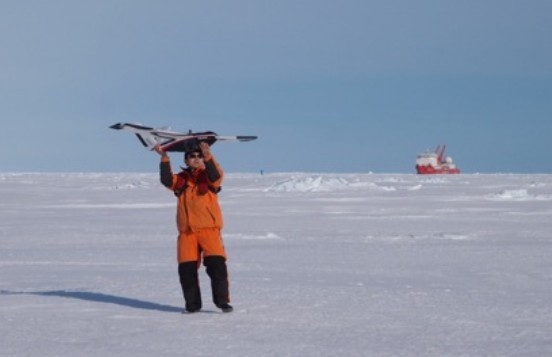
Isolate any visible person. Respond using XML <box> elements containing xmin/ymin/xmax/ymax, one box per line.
<box><xmin>154</xmin><ymin>142</ymin><xmax>233</xmax><ymax>313</ymax></box>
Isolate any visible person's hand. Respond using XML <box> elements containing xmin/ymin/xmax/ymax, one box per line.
<box><xmin>154</xmin><ymin>144</ymin><xmax>168</xmax><ymax>157</ymax></box>
<box><xmin>199</xmin><ymin>142</ymin><xmax>212</xmax><ymax>160</ymax></box>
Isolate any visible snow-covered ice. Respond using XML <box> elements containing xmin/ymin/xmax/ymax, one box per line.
<box><xmin>1</xmin><ymin>172</ymin><xmax>552</xmax><ymax>356</ymax></box>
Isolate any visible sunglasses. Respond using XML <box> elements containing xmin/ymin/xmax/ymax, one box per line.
<box><xmin>187</xmin><ymin>153</ymin><xmax>203</xmax><ymax>159</ymax></box>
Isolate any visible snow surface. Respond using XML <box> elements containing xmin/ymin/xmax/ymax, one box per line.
<box><xmin>1</xmin><ymin>172</ymin><xmax>552</xmax><ymax>357</ymax></box>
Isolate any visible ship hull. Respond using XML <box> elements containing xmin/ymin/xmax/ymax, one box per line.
<box><xmin>416</xmin><ymin>165</ymin><xmax>460</xmax><ymax>175</ymax></box>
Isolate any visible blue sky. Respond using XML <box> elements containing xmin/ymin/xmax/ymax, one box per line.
<box><xmin>1</xmin><ymin>0</ymin><xmax>551</xmax><ymax>173</ymax></box>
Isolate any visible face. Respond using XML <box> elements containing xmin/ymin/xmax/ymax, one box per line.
<box><xmin>185</xmin><ymin>152</ymin><xmax>204</xmax><ymax>169</ymax></box>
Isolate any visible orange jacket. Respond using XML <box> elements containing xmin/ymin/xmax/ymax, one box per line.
<box><xmin>159</xmin><ymin>155</ymin><xmax>224</xmax><ymax>233</ymax></box>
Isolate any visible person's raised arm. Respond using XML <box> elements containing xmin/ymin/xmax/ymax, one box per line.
<box><xmin>200</xmin><ymin>142</ymin><xmax>222</xmax><ymax>184</ymax></box>
<box><xmin>155</xmin><ymin>144</ymin><xmax>173</xmax><ymax>188</ymax></box>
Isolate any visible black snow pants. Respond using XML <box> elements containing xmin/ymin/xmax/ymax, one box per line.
<box><xmin>178</xmin><ymin>255</ymin><xmax>230</xmax><ymax>311</ymax></box>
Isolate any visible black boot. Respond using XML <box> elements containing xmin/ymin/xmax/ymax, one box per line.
<box><xmin>217</xmin><ymin>303</ymin><xmax>233</xmax><ymax>313</ymax></box>
<box><xmin>178</xmin><ymin>261</ymin><xmax>202</xmax><ymax>312</ymax></box>
<box><xmin>203</xmin><ymin>255</ymin><xmax>231</xmax><ymax>310</ymax></box>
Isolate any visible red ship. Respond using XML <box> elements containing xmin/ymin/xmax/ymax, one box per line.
<box><xmin>416</xmin><ymin>145</ymin><xmax>460</xmax><ymax>174</ymax></box>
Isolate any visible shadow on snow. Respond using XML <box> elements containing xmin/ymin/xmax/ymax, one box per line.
<box><xmin>1</xmin><ymin>289</ymin><xmax>182</xmax><ymax>313</ymax></box>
